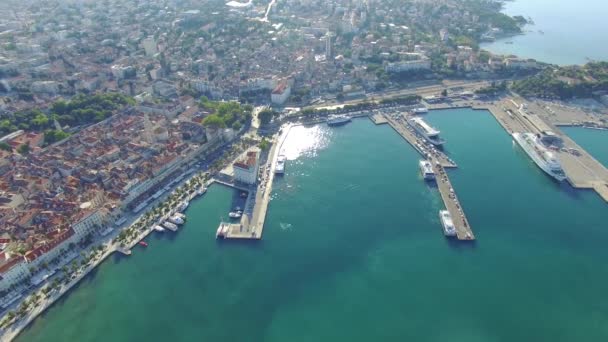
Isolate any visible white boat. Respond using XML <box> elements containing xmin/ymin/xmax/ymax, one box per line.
<box><xmin>196</xmin><ymin>187</ymin><xmax>207</xmax><ymax>196</ymax></box>
<box><xmin>177</xmin><ymin>200</ymin><xmax>189</xmax><ymax>212</ymax></box>
<box><xmin>419</xmin><ymin>160</ymin><xmax>435</xmax><ymax>180</ymax></box>
<box><xmin>174</xmin><ymin>212</ymin><xmax>186</xmax><ymax>220</ymax></box>
<box><xmin>439</xmin><ymin>210</ymin><xmax>457</xmax><ymax>236</ymax></box>
<box><xmin>412</xmin><ymin>107</ymin><xmax>429</xmax><ymax>114</ymax></box>
<box><xmin>327</xmin><ymin>115</ymin><xmax>352</xmax><ymax>126</ymax></box>
<box><xmin>406</xmin><ymin>116</ymin><xmax>446</xmax><ymax>146</ymax></box>
<box><xmin>512</xmin><ymin>133</ymin><xmax>567</xmax><ymax>182</ymax></box>
<box><xmin>275</xmin><ymin>155</ymin><xmax>286</xmax><ymax>174</ymax></box>
<box><xmin>228</xmin><ymin>211</ymin><xmax>242</xmax><ymax>219</ymax></box>
<box><xmin>162</xmin><ymin>221</ymin><xmax>178</xmax><ymax>231</ymax></box>
<box><xmin>154</xmin><ymin>225</ymin><xmax>165</xmax><ymax>232</ymax></box>
<box><xmin>169</xmin><ymin>216</ymin><xmax>185</xmax><ymax>225</ymax></box>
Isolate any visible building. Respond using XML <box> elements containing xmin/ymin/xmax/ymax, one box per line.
<box><xmin>271</xmin><ymin>83</ymin><xmax>291</xmax><ymax>105</ymax></box>
<box><xmin>325</xmin><ymin>32</ymin><xmax>333</xmax><ymax>58</ymax></box>
<box><xmin>233</xmin><ymin>150</ymin><xmax>259</xmax><ymax>185</ymax></box>
<box><xmin>142</xmin><ymin>37</ymin><xmax>158</xmax><ymax>57</ymax></box>
<box><xmin>71</xmin><ymin>206</ymin><xmax>107</xmax><ymax>239</ymax></box>
<box><xmin>0</xmin><ymin>255</ymin><xmax>29</xmax><ymax>292</ymax></box>
<box><xmin>385</xmin><ymin>59</ymin><xmax>431</xmax><ymax>73</ymax></box>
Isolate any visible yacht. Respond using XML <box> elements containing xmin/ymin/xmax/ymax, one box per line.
<box><xmin>419</xmin><ymin>160</ymin><xmax>435</xmax><ymax>180</ymax></box>
<box><xmin>169</xmin><ymin>215</ymin><xmax>184</xmax><ymax>225</ymax></box>
<box><xmin>275</xmin><ymin>155</ymin><xmax>286</xmax><ymax>174</ymax></box>
<box><xmin>228</xmin><ymin>211</ymin><xmax>242</xmax><ymax>219</ymax></box>
<box><xmin>439</xmin><ymin>210</ymin><xmax>457</xmax><ymax>237</ymax></box>
<box><xmin>406</xmin><ymin>116</ymin><xmax>446</xmax><ymax>146</ymax></box>
<box><xmin>162</xmin><ymin>221</ymin><xmax>178</xmax><ymax>232</ymax></box>
<box><xmin>153</xmin><ymin>225</ymin><xmax>165</xmax><ymax>232</ymax></box>
<box><xmin>196</xmin><ymin>186</ymin><xmax>207</xmax><ymax>196</ymax></box>
<box><xmin>512</xmin><ymin>133</ymin><xmax>567</xmax><ymax>182</ymax></box>
<box><xmin>327</xmin><ymin>115</ymin><xmax>352</xmax><ymax>126</ymax></box>
<box><xmin>177</xmin><ymin>200</ymin><xmax>189</xmax><ymax>212</ymax></box>
<box><xmin>412</xmin><ymin>107</ymin><xmax>429</xmax><ymax>114</ymax></box>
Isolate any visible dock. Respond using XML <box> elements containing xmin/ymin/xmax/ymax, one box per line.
<box><xmin>369</xmin><ymin>113</ymin><xmax>388</xmax><ymax>125</ymax></box>
<box><xmin>218</xmin><ymin>125</ymin><xmax>292</xmax><ymax>239</ymax></box>
<box><xmin>384</xmin><ymin>113</ymin><xmax>457</xmax><ymax>168</ymax></box>
<box><xmin>432</xmin><ymin>162</ymin><xmax>475</xmax><ymax>240</ymax></box>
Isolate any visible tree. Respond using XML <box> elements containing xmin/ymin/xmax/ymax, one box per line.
<box><xmin>259</xmin><ymin>138</ymin><xmax>270</xmax><ymax>151</ymax></box>
<box><xmin>258</xmin><ymin>109</ymin><xmax>277</xmax><ymax>125</ymax></box>
<box><xmin>0</xmin><ymin>142</ymin><xmax>11</xmax><ymax>152</ymax></box>
<box><xmin>17</xmin><ymin>144</ymin><xmax>30</xmax><ymax>155</ymax></box>
<box><xmin>441</xmin><ymin>89</ymin><xmax>448</xmax><ymax>97</ymax></box>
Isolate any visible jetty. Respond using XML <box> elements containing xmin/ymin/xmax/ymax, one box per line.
<box><xmin>217</xmin><ymin>125</ymin><xmax>292</xmax><ymax>240</ymax></box>
<box><xmin>382</xmin><ymin>112</ymin><xmax>475</xmax><ymax>240</ymax></box>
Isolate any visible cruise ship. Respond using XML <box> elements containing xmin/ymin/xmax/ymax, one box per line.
<box><xmin>327</xmin><ymin>116</ymin><xmax>351</xmax><ymax>126</ymax></box>
<box><xmin>406</xmin><ymin>116</ymin><xmax>446</xmax><ymax>146</ymax></box>
<box><xmin>275</xmin><ymin>155</ymin><xmax>286</xmax><ymax>174</ymax></box>
<box><xmin>419</xmin><ymin>160</ymin><xmax>435</xmax><ymax>180</ymax></box>
<box><xmin>512</xmin><ymin>133</ymin><xmax>567</xmax><ymax>182</ymax></box>
<box><xmin>439</xmin><ymin>210</ymin><xmax>457</xmax><ymax>237</ymax></box>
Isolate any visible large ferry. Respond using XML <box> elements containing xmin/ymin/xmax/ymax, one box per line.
<box><xmin>439</xmin><ymin>210</ymin><xmax>457</xmax><ymax>236</ymax></box>
<box><xmin>327</xmin><ymin>115</ymin><xmax>351</xmax><ymax>127</ymax></box>
<box><xmin>406</xmin><ymin>116</ymin><xmax>446</xmax><ymax>146</ymax></box>
<box><xmin>419</xmin><ymin>160</ymin><xmax>435</xmax><ymax>180</ymax></box>
<box><xmin>512</xmin><ymin>133</ymin><xmax>567</xmax><ymax>182</ymax></box>
<box><xmin>275</xmin><ymin>155</ymin><xmax>286</xmax><ymax>174</ymax></box>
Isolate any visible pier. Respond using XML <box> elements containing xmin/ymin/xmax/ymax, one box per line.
<box><xmin>382</xmin><ymin>112</ymin><xmax>475</xmax><ymax>240</ymax></box>
<box><xmin>384</xmin><ymin>113</ymin><xmax>457</xmax><ymax>168</ymax></box>
<box><xmin>432</xmin><ymin>162</ymin><xmax>475</xmax><ymax>240</ymax></box>
<box><xmin>217</xmin><ymin>125</ymin><xmax>292</xmax><ymax>239</ymax></box>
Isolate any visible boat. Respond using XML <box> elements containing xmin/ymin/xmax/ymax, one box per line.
<box><xmin>228</xmin><ymin>211</ymin><xmax>242</xmax><ymax>219</ymax></box>
<box><xmin>439</xmin><ymin>210</ymin><xmax>457</xmax><ymax>236</ymax></box>
<box><xmin>512</xmin><ymin>133</ymin><xmax>567</xmax><ymax>182</ymax></box>
<box><xmin>419</xmin><ymin>160</ymin><xmax>435</xmax><ymax>180</ymax></box>
<box><xmin>275</xmin><ymin>155</ymin><xmax>286</xmax><ymax>174</ymax></box>
<box><xmin>327</xmin><ymin>115</ymin><xmax>352</xmax><ymax>127</ymax></box>
<box><xmin>177</xmin><ymin>200</ymin><xmax>189</xmax><ymax>212</ymax></box>
<box><xmin>169</xmin><ymin>215</ymin><xmax>185</xmax><ymax>225</ymax></box>
<box><xmin>139</xmin><ymin>241</ymin><xmax>148</xmax><ymax>247</ymax></box>
<box><xmin>406</xmin><ymin>116</ymin><xmax>446</xmax><ymax>146</ymax></box>
<box><xmin>174</xmin><ymin>212</ymin><xmax>186</xmax><ymax>220</ymax></box>
<box><xmin>153</xmin><ymin>225</ymin><xmax>165</xmax><ymax>232</ymax></box>
<box><xmin>162</xmin><ymin>221</ymin><xmax>178</xmax><ymax>231</ymax></box>
<box><xmin>412</xmin><ymin>107</ymin><xmax>429</xmax><ymax>114</ymax></box>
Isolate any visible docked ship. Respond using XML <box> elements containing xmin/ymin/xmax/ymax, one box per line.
<box><xmin>439</xmin><ymin>210</ymin><xmax>457</xmax><ymax>237</ymax></box>
<box><xmin>196</xmin><ymin>186</ymin><xmax>207</xmax><ymax>197</ymax></box>
<box><xmin>228</xmin><ymin>211</ymin><xmax>242</xmax><ymax>219</ymax></box>
<box><xmin>327</xmin><ymin>115</ymin><xmax>352</xmax><ymax>127</ymax></box>
<box><xmin>412</xmin><ymin>107</ymin><xmax>429</xmax><ymax>114</ymax></box>
<box><xmin>419</xmin><ymin>160</ymin><xmax>435</xmax><ymax>180</ymax></box>
<box><xmin>153</xmin><ymin>225</ymin><xmax>165</xmax><ymax>232</ymax></box>
<box><xmin>162</xmin><ymin>221</ymin><xmax>178</xmax><ymax>232</ymax></box>
<box><xmin>275</xmin><ymin>155</ymin><xmax>286</xmax><ymax>174</ymax></box>
<box><xmin>406</xmin><ymin>116</ymin><xmax>446</xmax><ymax>146</ymax></box>
<box><xmin>169</xmin><ymin>215</ymin><xmax>184</xmax><ymax>225</ymax></box>
<box><xmin>512</xmin><ymin>133</ymin><xmax>567</xmax><ymax>182</ymax></box>
<box><xmin>177</xmin><ymin>200</ymin><xmax>189</xmax><ymax>212</ymax></box>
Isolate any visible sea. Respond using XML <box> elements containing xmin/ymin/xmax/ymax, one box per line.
<box><xmin>16</xmin><ymin>108</ymin><xmax>608</xmax><ymax>341</ymax></box>
<box><xmin>480</xmin><ymin>0</ymin><xmax>608</xmax><ymax>65</ymax></box>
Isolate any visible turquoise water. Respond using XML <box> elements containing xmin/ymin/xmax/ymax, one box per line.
<box><xmin>17</xmin><ymin>109</ymin><xmax>608</xmax><ymax>341</ymax></box>
<box><xmin>480</xmin><ymin>0</ymin><xmax>608</xmax><ymax>65</ymax></box>
<box><xmin>562</xmin><ymin>127</ymin><xmax>608</xmax><ymax>168</ymax></box>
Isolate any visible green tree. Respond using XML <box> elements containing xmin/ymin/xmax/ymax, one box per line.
<box><xmin>17</xmin><ymin>144</ymin><xmax>30</xmax><ymax>155</ymax></box>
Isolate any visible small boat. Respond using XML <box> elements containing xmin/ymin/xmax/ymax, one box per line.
<box><xmin>439</xmin><ymin>210</ymin><xmax>457</xmax><ymax>237</ymax></box>
<box><xmin>162</xmin><ymin>221</ymin><xmax>178</xmax><ymax>231</ymax></box>
<box><xmin>139</xmin><ymin>241</ymin><xmax>148</xmax><ymax>247</ymax></box>
<box><xmin>228</xmin><ymin>211</ymin><xmax>242</xmax><ymax>219</ymax></box>
<box><xmin>153</xmin><ymin>225</ymin><xmax>165</xmax><ymax>232</ymax></box>
<box><xmin>169</xmin><ymin>216</ymin><xmax>185</xmax><ymax>225</ymax></box>
<box><xmin>196</xmin><ymin>187</ymin><xmax>207</xmax><ymax>196</ymax></box>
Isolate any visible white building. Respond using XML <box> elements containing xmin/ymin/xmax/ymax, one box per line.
<box><xmin>0</xmin><ymin>256</ymin><xmax>29</xmax><ymax>292</ymax></box>
<box><xmin>71</xmin><ymin>206</ymin><xmax>107</xmax><ymax>239</ymax></box>
<box><xmin>233</xmin><ymin>150</ymin><xmax>259</xmax><ymax>185</ymax></box>
<box><xmin>504</xmin><ymin>58</ymin><xmax>538</xmax><ymax>69</ymax></box>
<box><xmin>271</xmin><ymin>83</ymin><xmax>291</xmax><ymax>105</ymax></box>
<box><xmin>385</xmin><ymin>59</ymin><xmax>431</xmax><ymax>73</ymax></box>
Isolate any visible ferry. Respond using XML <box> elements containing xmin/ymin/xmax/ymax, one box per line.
<box><xmin>153</xmin><ymin>225</ymin><xmax>165</xmax><ymax>232</ymax></box>
<box><xmin>412</xmin><ymin>107</ymin><xmax>429</xmax><ymax>114</ymax></box>
<box><xmin>439</xmin><ymin>210</ymin><xmax>457</xmax><ymax>237</ymax></box>
<box><xmin>512</xmin><ymin>133</ymin><xmax>567</xmax><ymax>182</ymax></box>
<box><xmin>419</xmin><ymin>160</ymin><xmax>435</xmax><ymax>180</ymax></box>
<box><xmin>139</xmin><ymin>241</ymin><xmax>148</xmax><ymax>247</ymax></box>
<box><xmin>169</xmin><ymin>215</ymin><xmax>185</xmax><ymax>225</ymax></box>
<box><xmin>327</xmin><ymin>115</ymin><xmax>352</xmax><ymax>127</ymax></box>
<box><xmin>275</xmin><ymin>155</ymin><xmax>286</xmax><ymax>174</ymax></box>
<box><xmin>162</xmin><ymin>221</ymin><xmax>178</xmax><ymax>232</ymax></box>
<box><xmin>406</xmin><ymin>116</ymin><xmax>446</xmax><ymax>146</ymax></box>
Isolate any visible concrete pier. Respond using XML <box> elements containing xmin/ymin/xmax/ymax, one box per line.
<box><xmin>384</xmin><ymin>113</ymin><xmax>457</xmax><ymax>168</ymax></box>
<box><xmin>432</xmin><ymin>162</ymin><xmax>475</xmax><ymax>240</ymax></box>
<box><xmin>218</xmin><ymin>125</ymin><xmax>292</xmax><ymax>240</ymax></box>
